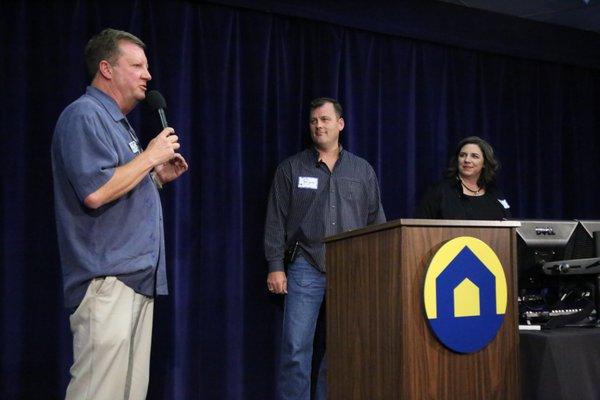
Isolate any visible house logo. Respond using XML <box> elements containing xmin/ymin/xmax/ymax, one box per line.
<box><xmin>423</xmin><ymin>237</ymin><xmax>507</xmax><ymax>353</ymax></box>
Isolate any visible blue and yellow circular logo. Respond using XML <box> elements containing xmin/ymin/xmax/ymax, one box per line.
<box><xmin>424</xmin><ymin>236</ymin><xmax>507</xmax><ymax>353</ymax></box>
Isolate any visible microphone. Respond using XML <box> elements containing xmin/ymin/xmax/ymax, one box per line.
<box><xmin>145</xmin><ymin>90</ymin><xmax>168</xmax><ymax>129</ymax></box>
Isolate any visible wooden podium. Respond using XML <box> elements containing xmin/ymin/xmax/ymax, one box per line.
<box><xmin>324</xmin><ymin>219</ymin><xmax>521</xmax><ymax>400</ymax></box>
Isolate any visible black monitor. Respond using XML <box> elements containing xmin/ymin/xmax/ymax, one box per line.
<box><xmin>516</xmin><ymin>221</ymin><xmax>578</xmax><ymax>321</ymax></box>
<box><xmin>571</xmin><ymin>220</ymin><xmax>600</xmax><ymax>259</ymax></box>
<box><xmin>542</xmin><ymin>220</ymin><xmax>600</xmax><ymax>275</ymax></box>
<box><xmin>516</xmin><ymin>220</ymin><xmax>578</xmax><ymax>283</ymax></box>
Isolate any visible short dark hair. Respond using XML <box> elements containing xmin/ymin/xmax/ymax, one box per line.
<box><xmin>84</xmin><ymin>28</ymin><xmax>146</xmax><ymax>80</ymax></box>
<box><xmin>309</xmin><ymin>97</ymin><xmax>343</xmax><ymax>119</ymax></box>
<box><xmin>445</xmin><ymin>136</ymin><xmax>500</xmax><ymax>188</ymax></box>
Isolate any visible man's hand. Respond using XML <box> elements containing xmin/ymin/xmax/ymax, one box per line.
<box><xmin>145</xmin><ymin>127</ymin><xmax>180</xmax><ymax>167</ymax></box>
<box><xmin>154</xmin><ymin>153</ymin><xmax>189</xmax><ymax>184</ymax></box>
<box><xmin>267</xmin><ymin>271</ymin><xmax>287</xmax><ymax>294</ymax></box>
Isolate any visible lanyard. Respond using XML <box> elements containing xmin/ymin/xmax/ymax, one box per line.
<box><xmin>123</xmin><ymin>119</ymin><xmax>142</xmax><ymax>154</ymax></box>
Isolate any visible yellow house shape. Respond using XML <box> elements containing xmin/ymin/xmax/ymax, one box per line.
<box><xmin>454</xmin><ymin>278</ymin><xmax>480</xmax><ymax>317</ymax></box>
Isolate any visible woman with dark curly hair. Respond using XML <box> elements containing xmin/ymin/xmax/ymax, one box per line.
<box><xmin>417</xmin><ymin>136</ymin><xmax>511</xmax><ymax>220</ymax></box>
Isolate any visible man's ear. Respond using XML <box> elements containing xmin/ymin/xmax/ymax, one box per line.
<box><xmin>338</xmin><ymin>117</ymin><xmax>345</xmax><ymax>131</ymax></box>
<box><xmin>97</xmin><ymin>60</ymin><xmax>112</xmax><ymax>80</ymax></box>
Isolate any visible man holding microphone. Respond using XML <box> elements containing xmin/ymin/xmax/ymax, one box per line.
<box><xmin>52</xmin><ymin>28</ymin><xmax>187</xmax><ymax>399</ymax></box>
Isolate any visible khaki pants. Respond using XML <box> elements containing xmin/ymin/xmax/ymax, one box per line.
<box><xmin>66</xmin><ymin>276</ymin><xmax>154</xmax><ymax>400</ymax></box>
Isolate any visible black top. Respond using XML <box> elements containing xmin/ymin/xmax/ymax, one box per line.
<box><xmin>417</xmin><ymin>178</ymin><xmax>511</xmax><ymax>220</ymax></box>
<box><xmin>264</xmin><ymin>147</ymin><xmax>386</xmax><ymax>273</ymax></box>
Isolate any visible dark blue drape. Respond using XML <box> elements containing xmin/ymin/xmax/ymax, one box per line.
<box><xmin>1</xmin><ymin>1</ymin><xmax>599</xmax><ymax>399</ymax></box>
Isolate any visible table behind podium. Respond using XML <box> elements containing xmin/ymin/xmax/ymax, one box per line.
<box><xmin>520</xmin><ymin>327</ymin><xmax>600</xmax><ymax>400</ymax></box>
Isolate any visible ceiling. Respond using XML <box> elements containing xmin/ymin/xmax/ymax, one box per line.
<box><xmin>436</xmin><ymin>0</ymin><xmax>600</xmax><ymax>32</ymax></box>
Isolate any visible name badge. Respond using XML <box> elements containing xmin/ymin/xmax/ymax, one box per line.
<box><xmin>298</xmin><ymin>177</ymin><xmax>318</xmax><ymax>189</ymax></box>
<box><xmin>498</xmin><ymin>199</ymin><xmax>510</xmax><ymax>209</ymax></box>
<box><xmin>129</xmin><ymin>140</ymin><xmax>140</xmax><ymax>154</ymax></box>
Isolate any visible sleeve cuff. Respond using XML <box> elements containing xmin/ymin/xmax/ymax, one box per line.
<box><xmin>268</xmin><ymin>260</ymin><xmax>285</xmax><ymax>273</ymax></box>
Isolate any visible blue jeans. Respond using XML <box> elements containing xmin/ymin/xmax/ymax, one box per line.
<box><xmin>278</xmin><ymin>256</ymin><xmax>327</xmax><ymax>400</ymax></box>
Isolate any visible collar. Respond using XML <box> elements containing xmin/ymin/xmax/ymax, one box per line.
<box><xmin>85</xmin><ymin>86</ymin><xmax>127</xmax><ymax>123</ymax></box>
<box><xmin>310</xmin><ymin>145</ymin><xmax>344</xmax><ymax>165</ymax></box>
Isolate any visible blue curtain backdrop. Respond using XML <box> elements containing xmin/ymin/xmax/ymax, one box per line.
<box><xmin>1</xmin><ymin>0</ymin><xmax>600</xmax><ymax>399</ymax></box>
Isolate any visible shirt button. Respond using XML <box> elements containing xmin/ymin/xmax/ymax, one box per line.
<box><xmin>331</xmin><ymin>205</ymin><xmax>335</xmax><ymax>208</ymax></box>
<box><xmin>332</xmin><ymin>222</ymin><xmax>336</xmax><ymax>225</ymax></box>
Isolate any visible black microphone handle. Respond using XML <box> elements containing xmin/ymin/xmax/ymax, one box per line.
<box><xmin>158</xmin><ymin>109</ymin><xmax>168</xmax><ymax>129</ymax></box>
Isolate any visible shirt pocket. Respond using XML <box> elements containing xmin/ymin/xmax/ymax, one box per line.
<box><xmin>337</xmin><ymin>178</ymin><xmax>365</xmax><ymax>202</ymax></box>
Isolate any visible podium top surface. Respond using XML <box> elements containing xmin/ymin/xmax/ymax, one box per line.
<box><xmin>323</xmin><ymin>218</ymin><xmax>521</xmax><ymax>243</ymax></box>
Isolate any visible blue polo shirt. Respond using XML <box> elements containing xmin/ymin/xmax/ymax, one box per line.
<box><xmin>52</xmin><ymin>86</ymin><xmax>167</xmax><ymax>309</ymax></box>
